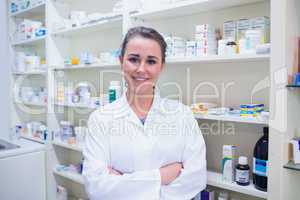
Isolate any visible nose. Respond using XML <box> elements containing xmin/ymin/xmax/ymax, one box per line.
<box><xmin>136</xmin><ymin>60</ymin><xmax>147</xmax><ymax>73</ymax></box>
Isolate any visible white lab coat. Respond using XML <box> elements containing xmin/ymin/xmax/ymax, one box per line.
<box><xmin>82</xmin><ymin>91</ymin><xmax>207</xmax><ymax>200</ymax></box>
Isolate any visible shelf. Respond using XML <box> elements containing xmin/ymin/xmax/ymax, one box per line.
<box><xmin>15</xmin><ymin>100</ymin><xmax>47</xmax><ymax>107</ymax></box>
<box><xmin>286</xmin><ymin>85</ymin><xmax>300</xmax><ymax>88</ymax></box>
<box><xmin>131</xmin><ymin>0</ymin><xmax>265</xmax><ymax>20</ymax></box>
<box><xmin>52</xmin><ymin>140</ymin><xmax>83</xmax><ymax>152</ymax></box>
<box><xmin>10</xmin><ymin>1</ymin><xmax>45</xmax><ymax>18</ymax></box>
<box><xmin>53</xmin><ymin>168</ymin><xmax>84</xmax><ymax>185</ymax></box>
<box><xmin>207</xmin><ymin>171</ymin><xmax>267</xmax><ymax>199</ymax></box>
<box><xmin>167</xmin><ymin>54</ymin><xmax>270</xmax><ymax>64</ymax></box>
<box><xmin>194</xmin><ymin>113</ymin><xmax>268</xmax><ymax>125</ymax></box>
<box><xmin>12</xmin><ymin>70</ymin><xmax>47</xmax><ymax>75</ymax></box>
<box><xmin>52</xmin><ymin>55</ymin><xmax>269</xmax><ymax>71</ymax></box>
<box><xmin>20</xmin><ymin>135</ymin><xmax>46</xmax><ymax>144</ymax></box>
<box><xmin>52</xmin><ymin>169</ymin><xmax>268</xmax><ymax>198</ymax></box>
<box><xmin>283</xmin><ymin>161</ymin><xmax>300</xmax><ymax>171</ymax></box>
<box><xmin>55</xmin><ymin>102</ymin><xmax>97</xmax><ymax>110</ymax></box>
<box><xmin>11</xmin><ymin>35</ymin><xmax>46</xmax><ymax>46</ymax></box>
<box><xmin>52</xmin><ymin>14</ymin><xmax>123</xmax><ymax>37</ymax></box>
<box><xmin>53</xmin><ymin>62</ymin><xmax>119</xmax><ymax>70</ymax></box>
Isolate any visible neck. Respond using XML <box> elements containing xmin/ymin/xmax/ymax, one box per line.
<box><xmin>126</xmin><ymin>89</ymin><xmax>155</xmax><ymax>118</ymax></box>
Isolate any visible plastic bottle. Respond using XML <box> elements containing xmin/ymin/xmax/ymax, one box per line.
<box><xmin>109</xmin><ymin>81</ymin><xmax>121</xmax><ymax>103</ymax></box>
<box><xmin>218</xmin><ymin>191</ymin><xmax>228</xmax><ymax>200</ymax></box>
<box><xmin>235</xmin><ymin>156</ymin><xmax>250</xmax><ymax>186</ymax></box>
<box><xmin>253</xmin><ymin>126</ymin><xmax>269</xmax><ymax>191</ymax></box>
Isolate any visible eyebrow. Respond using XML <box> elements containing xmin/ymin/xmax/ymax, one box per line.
<box><xmin>128</xmin><ymin>54</ymin><xmax>159</xmax><ymax>60</ymax></box>
<box><xmin>148</xmin><ymin>56</ymin><xmax>159</xmax><ymax>60</ymax></box>
<box><xmin>128</xmin><ymin>53</ymin><xmax>139</xmax><ymax>57</ymax></box>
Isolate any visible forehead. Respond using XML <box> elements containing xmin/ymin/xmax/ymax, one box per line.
<box><xmin>125</xmin><ymin>37</ymin><xmax>162</xmax><ymax>57</ymax></box>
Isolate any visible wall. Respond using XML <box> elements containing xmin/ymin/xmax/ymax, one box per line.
<box><xmin>0</xmin><ymin>0</ymin><xmax>11</xmax><ymax>140</ymax></box>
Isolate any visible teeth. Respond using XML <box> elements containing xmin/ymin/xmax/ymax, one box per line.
<box><xmin>135</xmin><ymin>77</ymin><xmax>147</xmax><ymax>81</ymax></box>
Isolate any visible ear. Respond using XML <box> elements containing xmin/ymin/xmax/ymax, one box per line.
<box><xmin>160</xmin><ymin>63</ymin><xmax>165</xmax><ymax>72</ymax></box>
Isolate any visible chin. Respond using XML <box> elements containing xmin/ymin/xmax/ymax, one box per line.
<box><xmin>128</xmin><ymin>85</ymin><xmax>154</xmax><ymax>96</ymax></box>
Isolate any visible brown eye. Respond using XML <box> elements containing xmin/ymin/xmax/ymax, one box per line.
<box><xmin>128</xmin><ymin>57</ymin><xmax>139</xmax><ymax>64</ymax></box>
<box><xmin>147</xmin><ymin>59</ymin><xmax>157</xmax><ymax>65</ymax></box>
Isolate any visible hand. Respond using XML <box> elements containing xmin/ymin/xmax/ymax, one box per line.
<box><xmin>108</xmin><ymin>166</ymin><xmax>123</xmax><ymax>176</ymax></box>
<box><xmin>160</xmin><ymin>162</ymin><xmax>183</xmax><ymax>185</ymax></box>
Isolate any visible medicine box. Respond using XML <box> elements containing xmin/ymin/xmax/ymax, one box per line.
<box><xmin>222</xmin><ymin>145</ymin><xmax>237</xmax><ymax>182</ymax></box>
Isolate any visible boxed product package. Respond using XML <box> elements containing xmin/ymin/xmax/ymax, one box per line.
<box><xmin>222</xmin><ymin>145</ymin><xmax>238</xmax><ymax>182</ymax></box>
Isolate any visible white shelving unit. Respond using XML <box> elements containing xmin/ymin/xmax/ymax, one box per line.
<box><xmin>52</xmin><ymin>62</ymin><xmax>119</xmax><ymax>70</ymax></box>
<box><xmin>52</xmin><ymin>140</ymin><xmax>83</xmax><ymax>152</ymax></box>
<box><xmin>131</xmin><ymin>0</ymin><xmax>265</xmax><ymax>20</ymax></box>
<box><xmin>166</xmin><ymin>54</ymin><xmax>270</xmax><ymax>65</ymax></box>
<box><xmin>9</xmin><ymin>1</ymin><xmax>46</xmax><ymax>18</ymax></box>
<box><xmin>11</xmin><ymin>35</ymin><xmax>46</xmax><ymax>46</ymax></box>
<box><xmin>194</xmin><ymin>113</ymin><xmax>268</xmax><ymax>125</ymax></box>
<box><xmin>53</xmin><ymin>168</ymin><xmax>84</xmax><ymax>185</ymax></box>
<box><xmin>8</xmin><ymin>2</ymin><xmax>48</xmax><ymax>193</ymax></box>
<box><xmin>12</xmin><ymin>70</ymin><xmax>47</xmax><ymax>75</ymax></box>
<box><xmin>207</xmin><ymin>171</ymin><xmax>267</xmax><ymax>199</ymax></box>
<box><xmin>7</xmin><ymin>0</ymin><xmax>277</xmax><ymax>199</ymax></box>
<box><xmin>14</xmin><ymin>100</ymin><xmax>47</xmax><ymax>107</ymax></box>
<box><xmin>52</xmin><ymin>14</ymin><xmax>123</xmax><ymax>36</ymax></box>
<box><xmin>20</xmin><ymin>135</ymin><xmax>46</xmax><ymax>144</ymax></box>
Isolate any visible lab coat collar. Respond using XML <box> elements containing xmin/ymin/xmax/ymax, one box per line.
<box><xmin>113</xmin><ymin>88</ymin><xmax>163</xmax><ymax>122</ymax></box>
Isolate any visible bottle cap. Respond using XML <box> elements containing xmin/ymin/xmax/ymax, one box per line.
<box><xmin>263</xmin><ymin>126</ymin><xmax>269</xmax><ymax>134</ymax></box>
<box><xmin>238</xmin><ymin>156</ymin><xmax>248</xmax><ymax>165</ymax></box>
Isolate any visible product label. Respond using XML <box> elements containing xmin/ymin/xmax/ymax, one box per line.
<box><xmin>236</xmin><ymin>169</ymin><xmax>249</xmax><ymax>183</ymax></box>
<box><xmin>253</xmin><ymin>158</ymin><xmax>268</xmax><ymax>177</ymax></box>
<box><xmin>109</xmin><ymin>89</ymin><xmax>116</xmax><ymax>103</ymax></box>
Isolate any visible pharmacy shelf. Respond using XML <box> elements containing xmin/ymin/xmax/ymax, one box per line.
<box><xmin>20</xmin><ymin>135</ymin><xmax>46</xmax><ymax>144</ymax></box>
<box><xmin>52</xmin><ymin>14</ymin><xmax>123</xmax><ymax>37</ymax></box>
<box><xmin>15</xmin><ymin>100</ymin><xmax>47</xmax><ymax>107</ymax></box>
<box><xmin>166</xmin><ymin>54</ymin><xmax>270</xmax><ymax>65</ymax></box>
<box><xmin>283</xmin><ymin>161</ymin><xmax>300</xmax><ymax>171</ymax></box>
<box><xmin>51</xmin><ymin>55</ymin><xmax>269</xmax><ymax>71</ymax></box>
<box><xmin>53</xmin><ymin>168</ymin><xmax>84</xmax><ymax>185</ymax></box>
<box><xmin>10</xmin><ymin>1</ymin><xmax>45</xmax><ymax>18</ymax></box>
<box><xmin>131</xmin><ymin>0</ymin><xmax>265</xmax><ymax>20</ymax></box>
<box><xmin>52</xmin><ymin>140</ymin><xmax>83</xmax><ymax>152</ymax></box>
<box><xmin>207</xmin><ymin>171</ymin><xmax>267</xmax><ymax>199</ymax></box>
<box><xmin>12</xmin><ymin>70</ymin><xmax>47</xmax><ymax>75</ymax></box>
<box><xmin>194</xmin><ymin>113</ymin><xmax>268</xmax><ymax>125</ymax></box>
<box><xmin>286</xmin><ymin>85</ymin><xmax>300</xmax><ymax>88</ymax></box>
<box><xmin>53</xmin><ymin>62</ymin><xmax>119</xmax><ymax>70</ymax></box>
<box><xmin>55</xmin><ymin>102</ymin><xmax>97</xmax><ymax>110</ymax></box>
<box><xmin>11</xmin><ymin>35</ymin><xmax>46</xmax><ymax>46</ymax></box>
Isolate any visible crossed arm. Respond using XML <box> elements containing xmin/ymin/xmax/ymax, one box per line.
<box><xmin>83</xmin><ymin>112</ymin><xmax>206</xmax><ymax>200</ymax></box>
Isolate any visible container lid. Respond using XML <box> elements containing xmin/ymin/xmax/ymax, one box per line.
<box><xmin>238</xmin><ymin>156</ymin><xmax>248</xmax><ymax>165</ymax></box>
<box><xmin>263</xmin><ymin>126</ymin><xmax>269</xmax><ymax>134</ymax></box>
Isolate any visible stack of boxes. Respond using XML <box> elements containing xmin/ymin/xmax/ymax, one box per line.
<box><xmin>164</xmin><ymin>35</ymin><xmax>186</xmax><ymax>58</ymax></box>
<box><xmin>240</xmin><ymin>104</ymin><xmax>264</xmax><ymax>117</ymax></box>
<box><xmin>10</xmin><ymin>0</ymin><xmax>44</xmax><ymax>14</ymax></box>
<box><xmin>222</xmin><ymin>16</ymin><xmax>270</xmax><ymax>55</ymax></box>
<box><xmin>14</xmin><ymin>19</ymin><xmax>47</xmax><ymax>42</ymax></box>
<box><xmin>195</xmin><ymin>24</ymin><xmax>217</xmax><ymax>56</ymax></box>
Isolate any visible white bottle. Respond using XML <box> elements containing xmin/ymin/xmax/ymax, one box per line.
<box><xmin>109</xmin><ymin>81</ymin><xmax>121</xmax><ymax>103</ymax></box>
<box><xmin>56</xmin><ymin>185</ymin><xmax>67</xmax><ymax>200</ymax></box>
<box><xmin>218</xmin><ymin>191</ymin><xmax>229</xmax><ymax>200</ymax></box>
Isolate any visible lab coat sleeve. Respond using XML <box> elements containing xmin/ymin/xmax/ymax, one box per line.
<box><xmin>82</xmin><ymin>112</ymin><xmax>161</xmax><ymax>200</ymax></box>
<box><xmin>160</xmin><ymin>109</ymin><xmax>207</xmax><ymax>200</ymax></box>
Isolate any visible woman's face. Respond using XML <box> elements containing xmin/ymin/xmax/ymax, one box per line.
<box><xmin>120</xmin><ymin>36</ymin><xmax>164</xmax><ymax>95</ymax></box>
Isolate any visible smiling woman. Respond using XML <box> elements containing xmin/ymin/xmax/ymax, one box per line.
<box><xmin>82</xmin><ymin>26</ymin><xmax>207</xmax><ymax>200</ymax></box>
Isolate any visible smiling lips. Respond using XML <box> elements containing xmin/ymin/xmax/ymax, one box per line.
<box><xmin>132</xmin><ymin>76</ymin><xmax>150</xmax><ymax>82</ymax></box>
